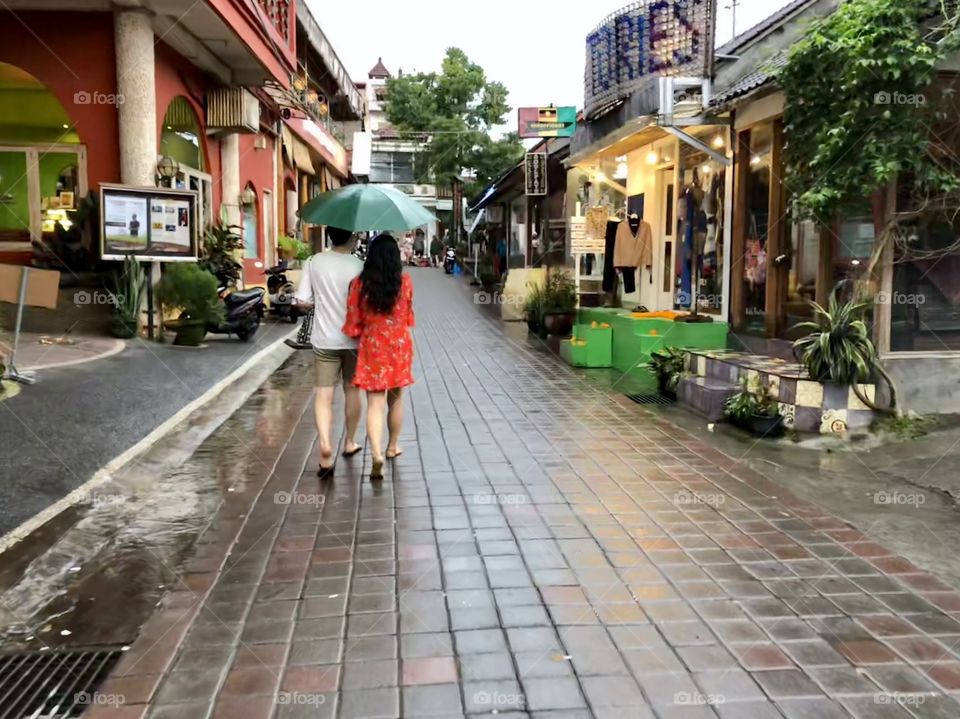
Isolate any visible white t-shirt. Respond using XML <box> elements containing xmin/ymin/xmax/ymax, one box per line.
<box><xmin>294</xmin><ymin>251</ymin><xmax>363</xmax><ymax>350</ymax></box>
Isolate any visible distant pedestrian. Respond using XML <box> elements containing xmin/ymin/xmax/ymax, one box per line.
<box><xmin>430</xmin><ymin>234</ymin><xmax>442</xmax><ymax>266</ymax></box>
<box><xmin>343</xmin><ymin>234</ymin><xmax>415</xmax><ymax>480</ymax></box>
<box><xmin>413</xmin><ymin>230</ymin><xmax>425</xmax><ymax>259</ymax></box>
<box><xmin>295</xmin><ymin>226</ymin><xmax>363</xmax><ymax>479</ymax></box>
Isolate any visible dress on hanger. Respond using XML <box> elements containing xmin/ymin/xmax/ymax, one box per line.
<box><xmin>612</xmin><ymin>217</ymin><xmax>652</xmax><ymax>294</ymax></box>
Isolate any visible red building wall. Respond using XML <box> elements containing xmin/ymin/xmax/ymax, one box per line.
<box><xmin>239</xmin><ymin>133</ymin><xmax>276</xmax><ymax>284</ymax></box>
<box><xmin>0</xmin><ymin>11</ymin><xmax>120</xmax><ymax>191</ymax></box>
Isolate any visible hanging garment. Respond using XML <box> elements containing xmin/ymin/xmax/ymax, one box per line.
<box><xmin>613</xmin><ymin>218</ymin><xmax>653</xmax><ymax>269</ymax></box>
<box><xmin>586</xmin><ymin>206</ymin><xmax>609</xmax><ymax>241</ymax></box>
<box><xmin>617</xmin><ymin>266</ymin><xmax>636</xmax><ymax>294</ymax></box>
<box><xmin>601</xmin><ymin>220</ymin><xmax>621</xmax><ymax>293</ymax></box>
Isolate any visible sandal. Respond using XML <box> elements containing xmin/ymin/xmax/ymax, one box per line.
<box><xmin>369</xmin><ymin>458</ymin><xmax>384</xmax><ymax>480</ymax></box>
<box><xmin>386</xmin><ymin>448</ymin><xmax>403</xmax><ymax>459</ymax></box>
<box><xmin>342</xmin><ymin>444</ymin><xmax>362</xmax><ymax>458</ymax></box>
<box><xmin>317</xmin><ymin>464</ymin><xmax>335</xmax><ymax>480</ymax></box>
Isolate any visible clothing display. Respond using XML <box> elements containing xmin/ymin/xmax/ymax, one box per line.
<box><xmin>601</xmin><ymin>219</ymin><xmax>620</xmax><ymax>293</ymax></box>
<box><xmin>613</xmin><ymin>216</ymin><xmax>653</xmax><ymax>269</ymax></box>
<box><xmin>618</xmin><ymin>267</ymin><xmax>636</xmax><ymax>294</ymax></box>
<box><xmin>342</xmin><ymin>273</ymin><xmax>416</xmax><ymax>391</ymax></box>
<box><xmin>586</xmin><ymin>206</ymin><xmax>609</xmax><ymax>241</ymax></box>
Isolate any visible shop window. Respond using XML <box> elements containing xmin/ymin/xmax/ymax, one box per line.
<box><xmin>677</xmin><ymin>135</ymin><xmax>726</xmax><ymax>314</ymax></box>
<box><xmin>782</xmin><ymin>214</ymin><xmax>820</xmax><ymax>336</ymax></box>
<box><xmin>370</xmin><ymin>151</ymin><xmax>415</xmax><ymax>184</ymax></box>
<box><xmin>741</xmin><ymin>123</ymin><xmax>773</xmax><ymax>332</ymax></box>
<box><xmin>0</xmin><ymin>150</ymin><xmax>30</xmax><ymax>243</ymax></box>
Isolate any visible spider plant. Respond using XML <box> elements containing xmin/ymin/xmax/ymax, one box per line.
<box><xmin>647</xmin><ymin>347</ymin><xmax>686</xmax><ymax>397</ymax></box>
<box><xmin>792</xmin><ymin>283</ymin><xmax>897</xmax><ymax>413</ymax></box>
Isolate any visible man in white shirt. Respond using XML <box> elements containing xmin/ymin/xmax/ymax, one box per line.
<box><xmin>294</xmin><ymin>227</ymin><xmax>364</xmax><ymax>478</ymax></box>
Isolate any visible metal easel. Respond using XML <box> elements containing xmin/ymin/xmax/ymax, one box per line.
<box><xmin>4</xmin><ymin>267</ymin><xmax>37</xmax><ymax>385</ymax></box>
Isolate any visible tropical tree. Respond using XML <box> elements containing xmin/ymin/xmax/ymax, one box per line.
<box><xmin>384</xmin><ymin>48</ymin><xmax>524</xmax><ymax>194</ymax></box>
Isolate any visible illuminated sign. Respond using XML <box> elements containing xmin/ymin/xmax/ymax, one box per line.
<box><xmin>584</xmin><ymin>0</ymin><xmax>716</xmax><ymax>119</ymax></box>
<box><xmin>518</xmin><ymin>106</ymin><xmax>577</xmax><ymax>138</ymax></box>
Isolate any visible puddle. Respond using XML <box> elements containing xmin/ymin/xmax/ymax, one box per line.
<box><xmin>0</xmin><ymin>351</ymin><xmax>308</xmax><ymax>652</ymax></box>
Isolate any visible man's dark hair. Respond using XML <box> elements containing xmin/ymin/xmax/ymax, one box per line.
<box><xmin>327</xmin><ymin>226</ymin><xmax>353</xmax><ymax>247</ymax></box>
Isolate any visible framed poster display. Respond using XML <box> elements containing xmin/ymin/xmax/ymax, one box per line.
<box><xmin>99</xmin><ymin>184</ymin><xmax>199</xmax><ymax>261</ymax></box>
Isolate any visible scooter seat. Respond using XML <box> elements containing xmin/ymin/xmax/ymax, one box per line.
<box><xmin>225</xmin><ymin>287</ymin><xmax>265</xmax><ymax>306</ymax></box>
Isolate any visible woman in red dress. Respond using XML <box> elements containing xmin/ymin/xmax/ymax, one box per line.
<box><xmin>343</xmin><ymin>234</ymin><xmax>415</xmax><ymax>479</ymax></box>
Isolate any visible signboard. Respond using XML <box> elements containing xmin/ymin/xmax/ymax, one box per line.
<box><xmin>569</xmin><ymin>218</ymin><xmax>605</xmax><ymax>253</ymax></box>
<box><xmin>584</xmin><ymin>0</ymin><xmax>716</xmax><ymax>119</ymax></box>
<box><xmin>100</xmin><ymin>184</ymin><xmax>199</xmax><ymax>261</ymax></box>
<box><xmin>525</xmin><ymin>153</ymin><xmax>547</xmax><ymax>196</ymax></box>
<box><xmin>0</xmin><ymin>265</ymin><xmax>60</xmax><ymax>309</ymax></box>
<box><xmin>518</xmin><ymin>106</ymin><xmax>577</xmax><ymax>138</ymax></box>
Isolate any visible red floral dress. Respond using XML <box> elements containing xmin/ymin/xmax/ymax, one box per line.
<box><xmin>342</xmin><ymin>273</ymin><xmax>415</xmax><ymax>391</ymax></box>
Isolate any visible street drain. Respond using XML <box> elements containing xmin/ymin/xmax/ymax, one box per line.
<box><xmin>626</xmin><ymin>393</ymin><xmax>675</xmax><ymax>406</ymax></box>
<box><xmin>0</xmin><ymin>648</ymin><xmax>123</xmax><ymax>718</ymax></box>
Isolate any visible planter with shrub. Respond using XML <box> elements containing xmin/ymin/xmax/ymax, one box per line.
<box><xmin>523</xmin><ymin>281</ymin><xmax>546</xmax><ymax>336</ymax></box>
<box><xmin>157</xmin><ymin>263</ymin><xmax>224</xmax><ymax>346</ymax></box>
<box><xmin>541</xmin><ymin>271</ymin><xmax>577</xmax><ymax>337</ymax></box>
<box><xmin>724</xmin><ymin>377</ymin><xmax>784</xmax><ymax>437</ymax></box>
<box><xmin>199</xmin><ymin>219</ymin><xmax>244</xmax><ymax>286</ymax></box>
<box><xmin>647</xmin><ymin>347</ymin><xmax>686</xmax><ymax>400</ymax></box>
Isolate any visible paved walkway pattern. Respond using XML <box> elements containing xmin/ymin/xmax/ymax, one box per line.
<box><xmin>90</xmin><ymin>269</ymin><xmax>960</xmax><ymax>718</ymax></box>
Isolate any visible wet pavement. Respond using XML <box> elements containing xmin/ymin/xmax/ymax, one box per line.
<box><xmin>15</xmin><ymin>267</ymin><xmax>960</xmax><ymax>718</ymax></box>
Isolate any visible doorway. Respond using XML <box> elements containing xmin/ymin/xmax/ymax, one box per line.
<box><xmin>655</xmin><ymin>167</ymin><xmax>675</xmax><ymax>311</ymax></box>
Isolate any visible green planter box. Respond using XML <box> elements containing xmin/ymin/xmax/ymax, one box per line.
<box><xmin>560</xmin><ymin>324</ymin><xmax>613</xmax><ymax>368</ymax></box>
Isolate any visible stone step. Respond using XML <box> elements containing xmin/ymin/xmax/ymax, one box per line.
<box><xmin>678</xmin><ymin>375</ymin><xmax>738</xmax><ymax>421</ymax></box>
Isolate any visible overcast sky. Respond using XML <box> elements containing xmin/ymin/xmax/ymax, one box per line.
<box><xmin>309</xmin><ymin>0</ymin><xmax>795</xmax><ymax>117</ymax></box>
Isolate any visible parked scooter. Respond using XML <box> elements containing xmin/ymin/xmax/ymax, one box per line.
<box><xmin>264</xmin><ymin>260</ymin><xmax>300</xmax><ymax>323</ymax></box>
<box><xmin>206</xmin><ymin>262</ymin><xmax>265</xmax><ymax>341</ymax></box>
<box><xmin>443</xmin><ymin>247</ymin><xmax>457</xmax><ymax>274</ymax></box>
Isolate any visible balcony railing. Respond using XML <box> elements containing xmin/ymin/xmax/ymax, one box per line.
<box><xmin>258</xmin><ymin>0</ymin><xmax>291</xmax><ymax>42</ymax></box>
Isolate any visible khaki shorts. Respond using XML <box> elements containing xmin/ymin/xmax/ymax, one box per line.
<box><xmin>313</xmin><ymin>348</ymin><xmax>358</xmax><ymax>387</ymax></box>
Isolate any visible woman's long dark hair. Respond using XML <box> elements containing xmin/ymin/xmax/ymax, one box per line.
<box><xmin>360</xmin><ymin>234</ymin><xmax>403</xmax><ymax>314</ymax></box>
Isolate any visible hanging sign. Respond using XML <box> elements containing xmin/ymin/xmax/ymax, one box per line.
<box><xmin>525</xmin><ymin>153</ymin><xmax>547</xmax><ymax>196</ymax></box>
<box><xmin>584</xmin><ymin>0</ymin><xmax>716</xmax><ymax>119</ymax></box>
<box><xmin>518</xmin><ymin>106</ymin><xmax>577</xmax><ymax>138</ymax></box>
<box><xmin>99</xmin><ymin>184</ymin><xmax>199</xmax><ymax>262</ymax></box>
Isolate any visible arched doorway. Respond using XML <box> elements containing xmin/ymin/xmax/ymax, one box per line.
<box><xmin>0</xmin><ymin>62</ymin><xmax>86</xmax><ymax>257</ymax></box>
<box><xmin>241</xmin><ymin>183</ymin><xmax>258</xmax><ymax>260</ymax></box>
<box><xmin>157</xmin><ymin>96</ymin><xmax>212</xmax><ymax>231</ymax></box>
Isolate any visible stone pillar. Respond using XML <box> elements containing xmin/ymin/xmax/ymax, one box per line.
<box><xmin>221</xmin><ymin>133</ymin><xmax>241</xmax><ymax>227</ymax></box>
<box><xmin>114</xmin><ymin>10</ymin><xmax>157</xmax><ymax>186</ymax></box>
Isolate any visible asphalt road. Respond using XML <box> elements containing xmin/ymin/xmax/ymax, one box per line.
<box><xmin>0</xmin><ymin>319</ymin><xmax>296</xmax><ymax>537</ymax></box>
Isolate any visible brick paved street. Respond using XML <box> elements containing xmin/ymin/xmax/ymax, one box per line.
<box><xmin>89</xmin><ymin>268</ymin><xmax>960</xmax><ymax>719</ymax></box>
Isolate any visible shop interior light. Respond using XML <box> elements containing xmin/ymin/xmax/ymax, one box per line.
<box><xmin>701</xmin><ymin>164</ymin><xmax>712</xmax><ymax>173</ymax></box>
<box><xmin>614</xmin><ymin>162</ymin><xmax>628</xmax><ymax>180</ymax></box>
<box><xmin>61</xmin><ymin>123</ymin><xmax>69</xmax><ymax>129</ymax></box>
<box><xmin>646</xmin><ymin>150</ymin><xmax>659</xmax><ymax>165</ymax></box>
<box><xmin>750</xmin><ymin>155</ymin><xmax>762</xmax><ymax>166</ymax></box>
<box><xmin>156</xmin><ymin>155</ymin><xmax>180</xmax><ymax>179</ymax></box>
<box><xmin>712</xmin><ymin>135</ymin><xmax>725</xmax><ymax>149</ymax></box>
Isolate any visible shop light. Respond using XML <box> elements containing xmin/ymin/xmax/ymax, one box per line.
<box><xmin>156</xmin><ymin>155</ymin><xmax>180</xmax><ymax>179</ymax></box>
<box><xmin>614</xmin><ymin>161</ymin><xmax>628</xmax><ymax>180</ymax></box>
<box><xmin>62</xmin><ymin>124</ymin><xmax>69</xmax><ymax>129</ymax></box>
<box><xmin>701</xmin><ymin>164</ymin><xmax>712</xmax><ymax>174</ymax></box>
<box><xmin>712</xmin><ymin>135</ymin><xmax>725</xmax><ymax>149</ymax></box>
<box><xmin>645</xmin><ymin>151</ymin><xmax>659</xmax><ymax>166</ymax></box>
<box><xmin>750</xmin><ymin>155</ymin><xmax>762</xmax><ymax>166</ymax></box>
<box><xmin>851</xmin><ymin>259</ymin><xmax>861</xmax><ymax>266</ymax></box>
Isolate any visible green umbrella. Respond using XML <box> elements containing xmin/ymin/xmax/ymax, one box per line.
<box><xmin>298</xmin><ymin>184</ymin><xmax>437</xmax><ymax>231</ymax></box>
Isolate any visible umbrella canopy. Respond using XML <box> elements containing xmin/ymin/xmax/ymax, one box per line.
<box><xmin>298</xmin><ymin>184</ymin><xmax>437</xmax><ymax>232</ymax></box>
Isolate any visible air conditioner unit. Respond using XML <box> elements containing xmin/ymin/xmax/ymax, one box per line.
<box><xmin>206</xmin><ymin>87</ymin><xmax>260</xmax><ymax>133</ymax></box>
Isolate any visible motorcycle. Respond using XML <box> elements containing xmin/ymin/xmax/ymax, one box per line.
<box><xmin>264</xmin><ymin>260</ymin><xmax>300</xmax><ymax>323</ymax></box>
<box><xmin>204</xmin><ymin>262</ymin><xmax>265</xmax><ymax>341</ymax></box>
<box><xmin>443</xmin><ymin>247</ymin><xmax>457</xmax><ymax>274</ymax></box>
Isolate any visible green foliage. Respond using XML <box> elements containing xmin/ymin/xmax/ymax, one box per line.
<box><xmin>778</xmin><ymin>0</ymin><xmax>960</xmax><ymax>220</ymax></box>
<box><xmin>384</xmin><ymin>48</ymin><xmax>524</xmax><ymax>193</ymax></box>
<box><xmin>200</xmin><ymin>219</ymin><xmax>244</xmax><ymax>284</ymax></box>
<box><xmin>542</xmin><ymin>271</ymin><xmax>578</xmax><ymax>313</ymax></box>
<box><xmin>278</xmin><ymin>235</ymin><xmax>311</xmax><ymax>261</ymax></box>
<box><xmin>157</xmin><ymin>263</ymin><xmax>224</xmax><ymax>325</ymax></box>
<box><xmin>523</xmin><ymin>281</ymin><xmax>546</xmax><ymax>330</ymax></box>
<box><xmin>872</xmin><ymin>412</ymin><xmax>935</xmax><ymax>439</ymax></box>
<box><xmin>111</xmin><ymin>257</ymin><xmax>145</xmax><ymax>335</ymax></box>
<box><xmin>647</xmin><ymin>347</ymin><xmax>687</xmax><ymax>394</ymax></box>
<box><xmin>792</xmin><ymin>287</ymin><xmax>878</xmax><ymax>384</ymax></box>
<box><xmin>725</xmin><ymin>377</ymin><xmax>781</xmax><ymax>421</ymax></box>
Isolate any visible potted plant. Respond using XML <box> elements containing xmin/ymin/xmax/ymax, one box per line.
<box><xmin>109</xmin><ymin>256</ymin><xmax>145</xmax><ymax>338</ymax></box>
<box><xmin>156</xmin><ymin>263</ymin><xmax>224</xmax><ymax>346</ymax></box>
<box><xmin>793</xmin><ymin>282</ymin><xmax>897</xmax><ymax>414</ymax></box>
<box><xmin>278</xmin><ymin>235</ymin><xmax>311</xmax><ymax>264</ymax></box>
<box><xmin>725</xmin><ymin>377</ymin><xmax>784</xmax><ymax>437</ymax></box>
<box><xmin>647</xmin><ymin>347</ymin><xmax>686</xmax><ymax>400</ymax></box>
<box><xmin>523</xmin><ymin>281</ymin><xmax>546</xmax><ymax>335</ymax></box>
<box><xmin>541</xmin><ymin>271</ymin><xmax>578</xmax><ymax>337</ymax></box>
<box><xmin>199</xmin><ymin>217</ymin><xmax>244</xmax><ymax>287</ymax></box>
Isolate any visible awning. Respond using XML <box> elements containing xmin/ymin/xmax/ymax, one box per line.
<box><xmin>285</xmin><ymin>118</ymin><xmax>349</xmax><ymax>178</ymax></box>
<box><xmin>280</xmin><ymin>125</ymin><xmax>315</xmax><ymax>175</ymax></box>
